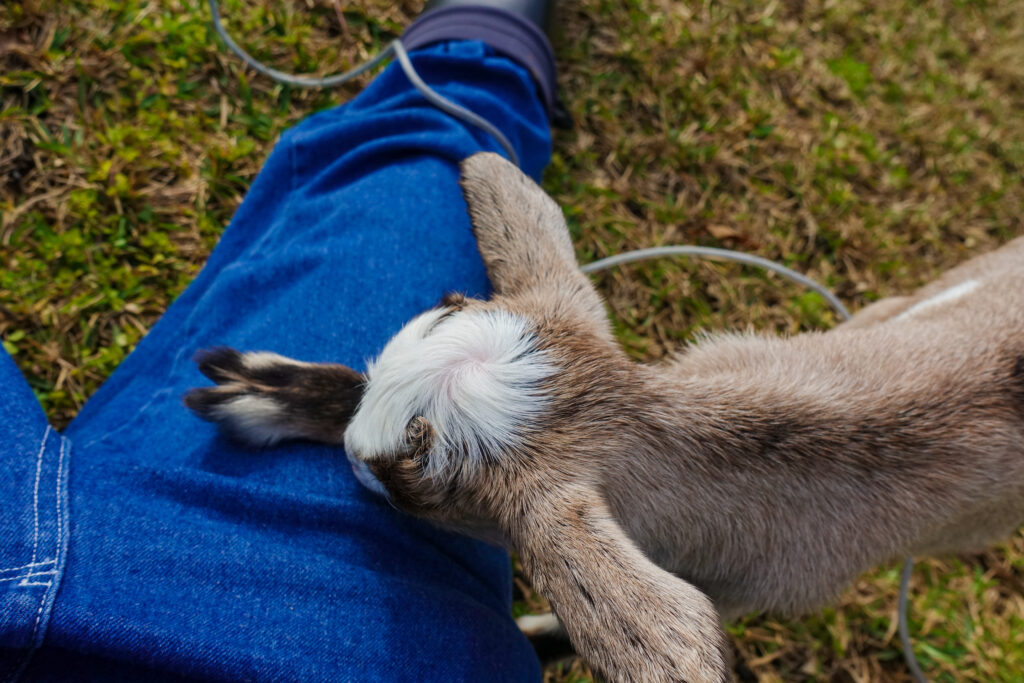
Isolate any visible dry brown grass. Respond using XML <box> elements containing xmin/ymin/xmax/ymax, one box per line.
<box><xmin>2</xmin><ymin>0</ymin><xmax>1023</xmax><ymax>680</ymax></box>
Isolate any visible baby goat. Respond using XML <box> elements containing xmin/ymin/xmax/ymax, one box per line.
<box><xmin>186</xmin><ymin>152</ymin><xmax>1024</xmax><ymax>683</ymax></box>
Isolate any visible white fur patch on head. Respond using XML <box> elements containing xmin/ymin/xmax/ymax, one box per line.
<box><xmin>343</xmin><ymin>307</ymin><xmax>555</xmax><ymax>476</ymax></box>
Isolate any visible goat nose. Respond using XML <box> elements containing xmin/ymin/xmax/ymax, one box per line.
<box><xmin>346</xmin><ymin>449</ymin><xmax>389</xmax><ymax>498</ymax></box>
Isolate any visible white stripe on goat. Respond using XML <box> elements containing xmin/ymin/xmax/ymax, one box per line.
<box><xmin>895</xmin><ymin>279</ymin><xmax>979</xmax><ymax>321</ymax></box>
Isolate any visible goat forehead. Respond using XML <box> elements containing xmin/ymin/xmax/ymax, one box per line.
<box><xmin>344</xmin><ymin>307</ymin><xmax>556</xmax><ymax>463</ymax></box>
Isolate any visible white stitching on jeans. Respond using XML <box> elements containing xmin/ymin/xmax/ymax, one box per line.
<box><xmin>23</xmin><ymin>589</ymin><xmax>50</xmax><ymax>646</ymax></box>
<box><xmin>0</xmin><ymin>560</ymin><xmax>56</xmax><ymax>575</ymax></box>
<box><xmin>1</xmin><ymin>437</ymin><xmax>66</xmax><ymax>578</ymax></box>
<box><xmin>0</xmin><ymin>430</ymin><xmax>53</xmax><ymax>573</ymax></box>
<box><xmin>25</xmin><ymin>438</ymin><xmax>67</xmax><ymax>665</ymax></box>
<box><xmin>0</xmin><ymin>571</ymin><xmax>56</xmax><ymax>584</ymax></box>
<box><xmin>28</xmin><ymin>426</ymin><xmax>51</xmax><ymax>567</ymax></box>
<box><xmin>4</xmin><ymin>432</ymin><xmax>65</xmax><ymax>683</ymax></box>
<box><xmin>54</xmin><ymin>437</ymin><xmax>65</xmax><ymax>564</ymax></box>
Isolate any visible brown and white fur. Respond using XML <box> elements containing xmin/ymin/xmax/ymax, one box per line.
<box><xmin>186</xmin><ymin>152</ymin><xmax>1024</xmax><ymax>683</ymax></box>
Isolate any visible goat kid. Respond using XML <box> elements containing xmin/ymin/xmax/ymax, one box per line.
<box><xmin>186</xmin><ymin>152</ymin><xmax>1024</xmax><ymax>683</ymax></box>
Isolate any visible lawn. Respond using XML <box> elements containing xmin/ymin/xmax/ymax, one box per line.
<box><xmin>2</xmin><ymin>0</ymin><xmax>1023</xmax><ymax>680</ymax></box>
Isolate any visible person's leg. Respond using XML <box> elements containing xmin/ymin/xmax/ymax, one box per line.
<box><xmin>5</xmin><ymin>40</ymin><xmax>549</xmax><ymax>681</ymax></box>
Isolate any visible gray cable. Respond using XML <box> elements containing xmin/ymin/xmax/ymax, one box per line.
<box><xmin>390</xmin><ymin>40</ymin><xmax>519</xmax><ymax>167</ymax></box>
<box><xmin>207</xmin><ymin>0</ymin><xmax>519</xmax><ymax>165</ymax></box>
<box><xmin>900</xmin><ymin>558</ymin><xmax>928</xmax><ymax>683</ymax></box>
<box><xmin>582</xmin><ymin>245</ymin><xmax>853</xmax><ymax>322</ymax></box>
<box><xmin>208</xmin><ymin>0</ymin><xmax>392</xmax><ymax>88</ymax></box>
<box><xmin>206</xmin><ymin>4</ymin><xmax>924</xmax><ymax>678</ymax></box>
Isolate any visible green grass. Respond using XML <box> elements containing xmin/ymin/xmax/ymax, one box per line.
<box><xmin>2</xmin><ymin>0</ymin><xmax>1023</xmax><ymax>680</ymax></box>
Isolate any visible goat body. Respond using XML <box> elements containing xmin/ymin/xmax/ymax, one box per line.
<box><xmin>604</xmin><ymin>249</ymin><xmax>1024</xmax><ymax>620</ymax></box>
<box><xmin>187</xmin><ymin>153</ymin><xmax>1024</xmax><ymax>683</ymax></box>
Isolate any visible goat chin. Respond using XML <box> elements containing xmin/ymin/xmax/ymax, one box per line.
<box><xmin>186</xmin><ymin>152</ymin><xmax>1024</xmax><ymax>683</ymax></box>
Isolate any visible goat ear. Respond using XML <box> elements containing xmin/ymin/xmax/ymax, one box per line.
<box><xmin>459</xmin><ymin>152</ymin><xmax>577</xmax><ymax>294</ymax></box>
<box><xmin>185</xmin><ymin>348</ymin><xmax>365</xmax><ymax>447</ymax></box>
<box><xmin>511</xmin><ymin>486</ymin><xmax>731</xmax><ymax>683</ymax></box>
<box><xmin>459</xmin><ymin>153</ymin><xmax>613</xmax><ymax>339</ymax></box>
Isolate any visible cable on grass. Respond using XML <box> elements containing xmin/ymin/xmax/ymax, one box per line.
<box><xmin>582</xmin><ymin>245</ymin><xmax>852</xmax><ymax>321</ymax></box>
<box><xmin>207</xmin><ymin>0</ymin><xmax>519</xmax><ymax>165</ymax></box>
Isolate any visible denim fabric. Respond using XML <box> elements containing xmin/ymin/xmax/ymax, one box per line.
<box><xmin>0</xmin><ymin>354</ymin><xmax>71</xmax><ymax>682</ymax></box>
<box><xmin>0</xmin><ymin>40</ymin><xmax>548</xmax><ymax>681</ymax></box>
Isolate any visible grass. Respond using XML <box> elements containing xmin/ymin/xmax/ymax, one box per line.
<box><xmin>2</xmin><ymin>0</ymin><xmax>1023</xmax><ymax>680</ymax></box>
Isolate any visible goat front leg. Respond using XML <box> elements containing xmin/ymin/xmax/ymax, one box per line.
<box><xmin>184</xmin><ymin>347</ymin><xmax>364</xmax><ymax>447</ymax></box>
<box><xmin>511</xmin><ymin>486</ymin><xmax>731</xmax><ymax>683</ymax></box>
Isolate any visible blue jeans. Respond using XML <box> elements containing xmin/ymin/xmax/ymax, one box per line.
<box><xmin>1</xmin><ymin>41</ymin><xmax>548</xmax><ymax>682</ymax></box>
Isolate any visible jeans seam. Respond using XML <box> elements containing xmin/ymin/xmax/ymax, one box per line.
<box><xmin>7</xmin><ymin>436</ymin><xmax>70</xmax><ymax>683</ymax></box>
<box><xmin>0</xmin><ymin>428</ymin><xmax>58</xmax><ymax>584</ymax></box>
<box><xmin>29</xmin><ymin>427</ymin><xmax>51</xmax><ymax>568</ymax></box>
